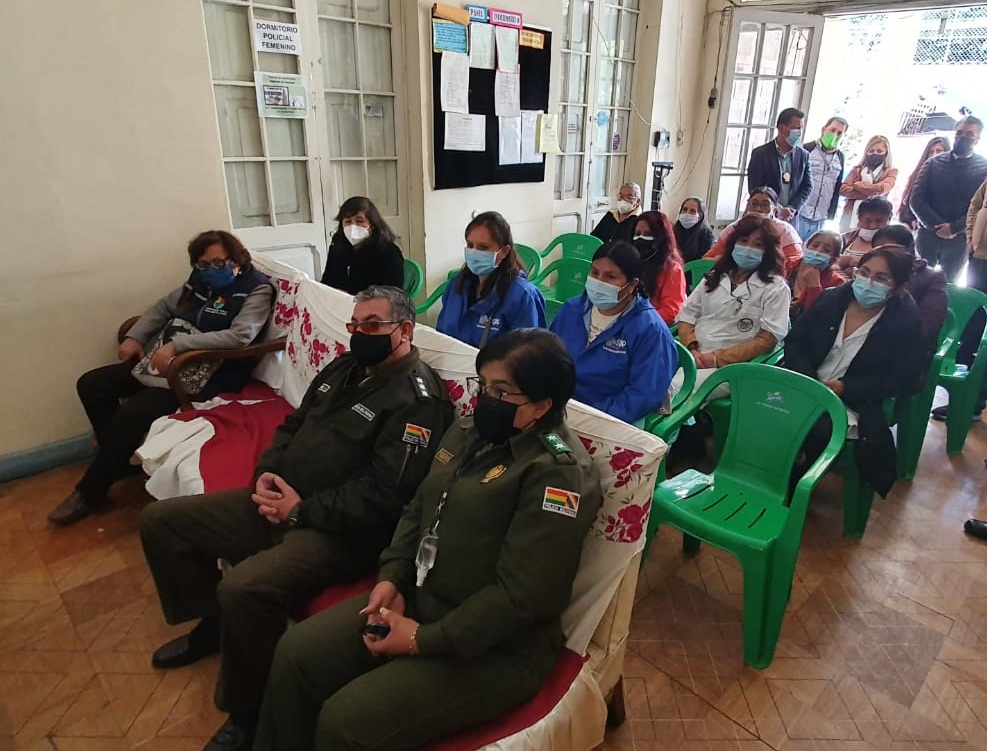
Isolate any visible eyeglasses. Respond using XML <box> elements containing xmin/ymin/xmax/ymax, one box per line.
<box><xmin>747</xmin><ymin>201</ymin><xmax>773</xmax><ymax>211</ymax></box>
<box><xmin>854</xmin><ymin>267</ymin><xmax>893</xmax><ymax>286</ymax></box>
<box><xmin>196</xmin><ymin>258</ymin><xmax>231</xmax><ymax>270</ymax></box>
<box><xmin>466</xmin><ymin>377</ymin><xmax>527</xmax><ymax>402</ymax></box>
<box><xmin>345</xmin><ymin>320</ymin><xmax>403</xmax><ymax>335</ymax></box>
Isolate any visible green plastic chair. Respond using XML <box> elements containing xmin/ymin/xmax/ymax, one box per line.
<box><xmin>935</xmin><ymin>285</ymin><xmax>987</xmax><ymax>456</ymax></box>
<box><xmin>514</xmin><ymin>243</ymin><xmax>542</xmax><ymax>280</ymax></box>
<box><xmin>894</xmin><ymin>313</ymin><xmax>952</xmax><ymax>480</ymax></box>
<box><xmin>414</xmin><ymin>269</ymin><xmax>461</xmax><ymax>315</ymax></box>
<box><xmin>402</xmin><ymin>258</ymin><xmax>424</xmax><ymax>300</ymax></box>
<box><xmin>533</xmin><ymin>258</ymin><xmax>592</xmax><ymax>325</ymax></box>
<box><xmin>646</xmin><ymin>364</ymin><xmax>848</xmax><ymax>668</ymax></box>
<box><xmin>642</xmin><ymin>341</ymin><xmax>697</xmax><ymax>435</ymax></box>
<box><xmin>683</xmin><ymin>259</ymin><xmax>714</xmax><ymax>290</ymax></box>
<box><xmin>540</xmin><ymin>232</ymin><xmax>603</xmax><ymax>261</ymax></box>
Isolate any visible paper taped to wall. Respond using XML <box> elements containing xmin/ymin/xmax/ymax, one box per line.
<box><xmin>433</xmin><ymin>3</ymin><xmax>471</xmax><ymax>26</ymax></box>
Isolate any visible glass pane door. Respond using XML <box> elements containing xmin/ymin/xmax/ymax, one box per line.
<box><xmin>711</xmin><ymin>10</ymin><xmax>824</xmax><ymax>225</ymax></box>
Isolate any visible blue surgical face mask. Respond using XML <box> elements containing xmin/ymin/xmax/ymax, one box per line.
<box><xmin>852</xmin><ymin>276</ymin><xmax>891</xmax><ymax>308</ymax></box>
<box><xmin>585</xmin><ymin>276</ymin><xmax>624</xmax><ymax>309</ymax></box>
<box><xmin>465</xmin><ymin>247</ymin><xmax>499</xmax><ymax>277</ymax></box>
<box><xmin>786</xmin><ymin>128</ymin><xmax>802</xmax><ymax>147</ymax></box>
<box><xmin>731</xmin><ymin>244</ymin><xmax>763</xmax><ymax>270</ymax></box>
<box><xmin>803</xmin><ymin>250</ymin><xmax>832</xmax><ymax>269</ymax></box>
<box><xmin>199</xmin><ymin>264</ymin><xmax>236</xmax><ymax>289</ymax></box>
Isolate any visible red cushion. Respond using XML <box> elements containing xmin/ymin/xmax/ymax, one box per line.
<box><xmin>295</xmin><ymin>573</ymin><xmax>378</xmax><ymax>620</ymax></box>
<box><xmin>417</xmin><ymin>649</ymin><xmax>587</xmax><ymax>751</ymax></box>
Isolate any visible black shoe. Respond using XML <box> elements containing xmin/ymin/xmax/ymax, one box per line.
<box><xmin>964</xmin><ymin>518</ymin><xmax>987</xmax><ymax>541</ymax></box>
<box><xmin>152</xmin><ymin>617</ymin><xmax>220</xmax><ymax>669</ymax></box>
<box><xmin>47</xmin><ymin>491</ymin><xmax>102</xmax><ymax>526</ymax></box>
<box><xmin>932</xmin><ymin>405</ymin><xmax>984</xmax><ymax>422</ymax></box>
<box><xmin>203</xmin><ymin>718</ymin><xmax>254</xmax><ymax>751</ymax></box>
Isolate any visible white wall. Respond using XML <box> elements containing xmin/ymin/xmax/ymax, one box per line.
<box><xmin>0</xmin><ymin>0</ymin><xmax>230</xmax><ymax>455</ymax></box>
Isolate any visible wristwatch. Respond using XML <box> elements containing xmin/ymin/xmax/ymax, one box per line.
<box><xmin>285</xmin><ymin>503</ymin><xmax>303</xmax><ymax>528</ymax></box>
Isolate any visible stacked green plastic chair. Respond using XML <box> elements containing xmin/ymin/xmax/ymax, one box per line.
<box><xmin>540</xmin><ymin>232</ymin><xmax>603</xmax><ymax>261</ymax></box>
<box><xmin>402</xmin><ymin>258</ymin><xmax>424</xmax><ymax>300</ymax></box>
<box><xmin>514</xmin><ymin>243</ymin><xmax>542</xmax><ymax>280</ymax></box>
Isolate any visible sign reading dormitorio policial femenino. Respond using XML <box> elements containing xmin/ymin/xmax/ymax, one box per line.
<box><xmin>252</xmin><ymin>19</ymin><xmax>302</xmax><ymax>55</ymax></box>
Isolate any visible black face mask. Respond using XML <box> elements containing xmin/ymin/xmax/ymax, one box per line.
<box><xmin>473</xmin><ymin>393</ymin><xmax>521</xmax><ymax>444</ymax></box>
<box><xmin>863</xmin><ymin>153</ymin><xmax>885</xmax><ymax>169</ymax></box>
<box><xmin>633</xmin><ymin>238</ymin><xmax>658</xmax><ymax>261</ymax></box>
<box><xmin>954</xmin><ymin>135</ymin><xmax>976</xmax><ymax>156</ymax></box>
<box><xmin>349</xmin><ymin>332</ymin><xmax>393</xmax><ymax>366</ymax></box>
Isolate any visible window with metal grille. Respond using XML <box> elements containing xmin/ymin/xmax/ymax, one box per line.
<box><xmin>914</xmin><ymin>6</ymin><xmax>987</xmax><ymax>65</ymax></box>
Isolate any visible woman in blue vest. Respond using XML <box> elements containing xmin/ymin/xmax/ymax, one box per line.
<box><xmin>436</xmin><ymin>211</ymin><xmax>546</xmax><ymax>347</ymax></box>
<box><xmin>550</xmin><ymin>240</ymin><xmax>677</xmax><ymax>424</ymax></box>
<box><xmin>48</xmin><ymin>230</ymin><xmax>275</xmax><ymax>527</ymax></box>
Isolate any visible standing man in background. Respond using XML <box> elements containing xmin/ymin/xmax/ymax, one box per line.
<box><xmin>910</xmin><ymin>115</ymin><xmax>987</xmax><ymax>282</ymax></box>
<box><xmin>795</xmin><ymin>116</ymin><xmax>848</xmax><ymax>240</ymax></box>
<box><xmin>747</xmin><ymin>107</ymin><xmax>813</xmax><ymax>225</ymax></box>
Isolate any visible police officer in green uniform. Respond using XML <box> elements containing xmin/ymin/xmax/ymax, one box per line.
<box><xmin>139</xmin><ymin>286</ymin><xmax>454</xmax><ymax>751</ymax></box>
<box><xmin>253</xmin><ymin>328</ymin><xmax>603</xmax><ymax>751</ymax></box>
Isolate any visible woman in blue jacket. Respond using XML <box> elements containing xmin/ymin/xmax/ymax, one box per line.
<box><xmin>436</xmin><ymin>212</ymin><xmax>546</xmax><ymax>348</ymax></box>
<box><xmin>550</xmin><ymin>240</ymin><xmax>678</xmax><ymax>424</ymax></box>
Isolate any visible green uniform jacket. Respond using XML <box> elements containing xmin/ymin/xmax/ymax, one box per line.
<box><xmin>378</xmin><ymin>417</ymin><xmax>602</xmax><ymax>660</ymax></box>
<box><xmin>254</xmin><ymin>349</ymin><xmax>454</xmax><ymax>535</ymax></box>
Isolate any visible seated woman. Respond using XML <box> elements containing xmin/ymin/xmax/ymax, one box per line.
<box><xmin>550</xmin><ymin>241</ymin><xmax>677</xmax><ymax>424</ymax></box>
<box><xmin>48</xmin><ymin>230</ymin><xmax>275</xmax><ymax>526</ymax></box>
<box><xmin>674</xmin><ymin>196</ymin><xmax>716</xmax><ymax>263</ymax></box>
<box><xmin>437</xmin><ymin>211</ymin><xmax>546</xmax><ymax>347</ymax></box>
<box><xmin>633</xmin><ymin>210</ymin><xmax>687</xmax><ymax>324</ymax></box>
<box><xmin>590</xmin><ymin>181</ymin><xmax>643</xmax><ymax>243</ymax></box>
<box><xmin>787</xmin><ymin>229</ymin><xmax>846</xmax><ymax>320</ymax></box>
<box><xmin>784</xmin><ymin>246</ymin><xmax>925</xmax><ymax>497</ymax></box>
<box><xmin>837</xmin><ymin>195</ymin><xmax>893</xmax><ymax>271</ymax></box>
<box><xmin>320</xmin><ymin>196</ymin><xmax>404</xmax><ymax>294</ymax></box>
<box><xmin>678</xmin><ymin>215</ymin><xmax>791</xmax><ymax>382</ymax></box>
<box><xmin>704</xmin><ymin>187</ymin><xmax>803</xmax><ymax>274</ymax></box>
<box><xmin>252</xmin><ymin>329</ymin><xmax>603</xmax><ymax>751</ymax></box>
<box><xmin>872</xmin><ymin>223</ymin><xmax>947</xmax><ymax>362</ymax></box>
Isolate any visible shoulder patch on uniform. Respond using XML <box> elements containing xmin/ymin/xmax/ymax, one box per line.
<box><xmin>435</xmin><ymin>447</ymin><xmax>454</xmax><ymax>465</ymax></box>
<box><xmin>542</xmin><ymin>486</ymin><xmax>580</xmax><ymax>518</ymax></box>
<box><xmin>351</xmin><ymin>403</ymin><xmax>375</xmax><ymax>421</ymax></box>
<box><xmin>412</xmin><ymin>372</ymin><xmax>432</xmax><ymax>399</ymax></box>
<box><xmin>540</xmin><ymin>431</ymin><xmax>571</xmax><ymax>456</ymax></box>
<box><xmin>317</xmin><ymin>383</ymin><xmax>331</xmax><ymax>393</ymax></box>
<box><xmin>402</xmin><ymin>423</ymin><xmax>431</xmax><ymax>447</ymax></box>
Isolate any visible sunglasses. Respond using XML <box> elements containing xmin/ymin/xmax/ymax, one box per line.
<box><xmin>345</xmin><ymin>320</ymin><xmax>403</xmax><ymax>335</ymax></box>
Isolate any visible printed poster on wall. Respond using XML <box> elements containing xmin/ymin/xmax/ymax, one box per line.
<box><xmin>255</xmin><ymin>72</ymin><xmax>307</xmax><ymax>118</ymax></box>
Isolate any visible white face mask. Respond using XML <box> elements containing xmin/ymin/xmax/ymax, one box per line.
<box><xmin>857</xmin><ymin>227</ymin><xmax>878</xmax><ymax>241</ymax></box>
<box><xmin>677</xmin><ymin>213</ymin><xmax>700</xmax><ymax>229</ymax></box>
<box><xmin>343</xmin><ymin>224</ymin><xmax>371</xmax><ymax>244</ymax></box>
<box><xmin>616</xmin><ymin>199</ymin><xmax>636</xmax><ymax>215</ymax></box>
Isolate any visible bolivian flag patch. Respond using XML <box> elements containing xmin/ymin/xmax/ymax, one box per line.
<box><xmin>542</xmin><ymin>486</ymin><xmax>580</xmax><ymax>518</ymax></box>
<box><xmin>402</xmin><ymin>423</ymin><xmax>431</xmax><ymax>447</ymax></box>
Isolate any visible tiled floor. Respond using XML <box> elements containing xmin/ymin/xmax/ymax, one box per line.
<box><xmin>1</xmin><ymin>415</ymin><xmax>985</xmax><ymax>750</ymax></box>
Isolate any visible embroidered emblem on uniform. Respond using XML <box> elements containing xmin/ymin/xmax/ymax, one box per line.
<box><xmin>402</xmin><ymin>423</ymin><xmax>432</xmax><ymax>447</ymax></box>
<box><xmin>352</xmin><ymin>403</ymin><xmax>375</xmax><ymax>421</ymax></box>
<box><xmin>476</xmin><ymin>314</ymin><xmax>502</xmax><ymax>330</ymax></box>
<box><xmin>414</xmin><ymin>375</ymin><xmax>430</xmax><ymax>398</ymax></box>
<box><xmin>543</xmin><ymin>432</ymin><xmax>569</xmax><ymax>454</ymax></box>
<box><xmin>737</xmin><ymin>317</ymin><xmax>754</xmax><ymax>332</ymax></box>
<box><xmin>318</xmin><ymin>383</ymin><xmax>331</xmax><ymax>393</ymax></box>
<box><xmin>435</xmin><ymin>448</ymin><xmax>454</xmax><ymax>465</ymax></box>
<box><xmin>213</xmin><ymin>297</ymin><xmax>226</xmax><ymax>310</ymax></box>
<box><xmin>542</xmin><ymin>486</ymin><xmax>580</xmax><ymax>518</ymax></box>
<box><xmin>481</xmin><ymin>464</ymin><xmax>507</xmax><ymax>483</ymax></box>
<box><xmin>603</xmin><ymin>337</ymin><xmax>627</xmax><ymax>354</ymax></box>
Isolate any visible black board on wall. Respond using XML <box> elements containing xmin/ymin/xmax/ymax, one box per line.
<box><xmin>432</xmin><ymin>26</ymin><xmax>552</xmax><ymax>190</ymax></box>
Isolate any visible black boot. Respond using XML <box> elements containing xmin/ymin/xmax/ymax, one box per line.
<box><xmin>964</xmin><ymin>518</ymin><xmax>987</xmax><ymax>541</ymax></box>
<box><xmin>203</xmin><ymin>717</ymin><xmax>256</xmax><ymax>751</ymax></box>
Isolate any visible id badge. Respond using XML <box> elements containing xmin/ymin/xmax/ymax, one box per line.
<box><xmin>782</xmin><ymin>171</ymin><xmax>791</xmax><ymax>184</ymax></box>
<box><xmin>415</xmin><ymin>533</ymin><xmax>439</xmax><ymax>587</ymax></box>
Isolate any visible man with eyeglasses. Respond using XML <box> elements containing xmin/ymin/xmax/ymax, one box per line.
<box><xmin>139</xmin><ymin>285</ymin><xmax>454</xmax><ymax>751</ymax></box>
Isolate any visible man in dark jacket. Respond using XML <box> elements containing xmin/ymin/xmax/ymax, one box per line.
<box><xmin>746</xmin><ymin>107</ymin><xmax>813</xmax><ymax>224</ymax></box>
<box><xmin>139</xmin><ymin>286</ymin><xmax>455</xmax><ymax>751</ymax></box>
<box><xmin>909</xmin><ymin>115</ymin><xmax>987</xmax><ymax>282</ymax></box>
<box><xmin>795</xmin><ymin>116</ymin><xmax>848</xmax><ymax>240</ymax></box>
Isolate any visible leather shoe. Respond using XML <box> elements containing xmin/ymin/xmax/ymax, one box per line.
<box><xmin>152</xmin><ymin>620</ymin><xmax>220</xmax><ymax>670</ymax></box>
<box><xmin>47</xmin><ymin>491</ymin><xmax>100</xmax><ymax>526</ymax></box>
<box><xmin>964</xmin><ymin>518</ymin><xmax>987</xmax><ymax>541</ymax></box>
<box><xmin>203</xmin><ymin>718</ymin><xmax>254</xmax><ymax>751</ymax></box>
<box><xmin>932</xmin><ymin>405</ymin><xmax>984</xmax><ymax>422</ymax></box>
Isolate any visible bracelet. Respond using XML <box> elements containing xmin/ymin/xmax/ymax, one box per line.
<box><xmin>409</xmin><ymin>625</ymin><xmax>419</xmax><ymax>656</ymax></box>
